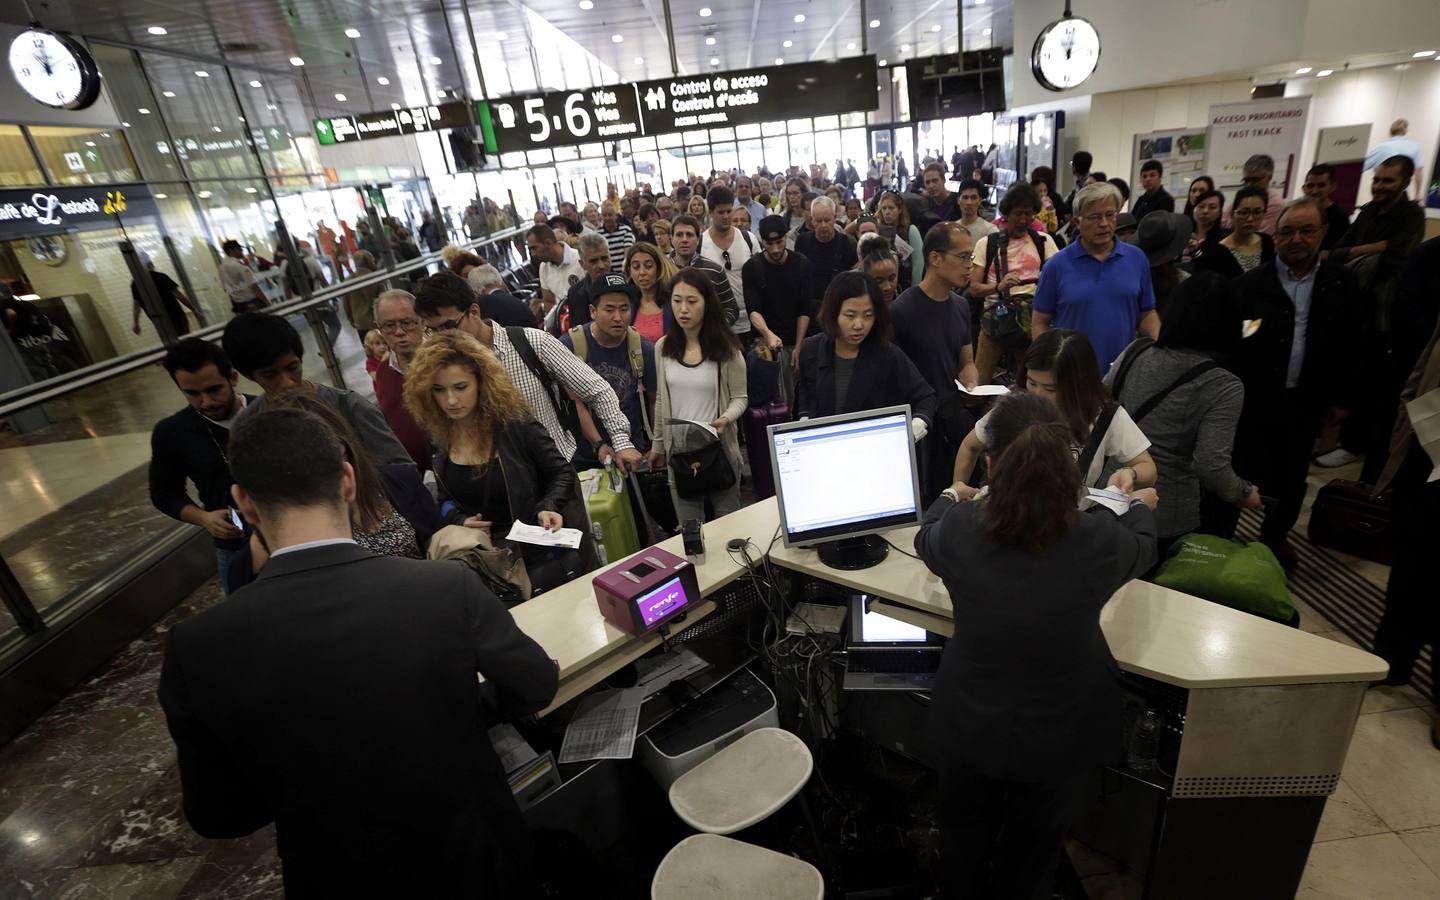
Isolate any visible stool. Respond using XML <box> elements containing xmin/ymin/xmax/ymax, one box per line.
<box><xmin>651</xmin><ymin>833</ymin><xmax>824</xmax><ymax>900</ymax></box>
<box><xmin>667</xmin><ymin>727</ymin><xmax>813</xmax><ymax>835</ymax></box>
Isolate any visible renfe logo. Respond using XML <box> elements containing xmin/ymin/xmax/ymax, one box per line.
<box><xmin>636</xmin><ymin>576</ymin><xmax>689</xmax><ymax>628</ymax></box>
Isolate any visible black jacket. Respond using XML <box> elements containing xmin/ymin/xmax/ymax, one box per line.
<box><xmin>1191</xmin><ymin>232</ymin><xmax>1275</xmax><ymax>280</ymax></box>
<box><xmin>148</xmin><ymin>398</ymin><xmax>254</xmax><ymax>548</ymax></box>
<box><xmin>915</xmin><ymin>498</ymin><xmax>1157</xmax><ymax>781</ymax></box>
<box><xmin>796</xmin><ymin>334</ymin><xmax>937</xmax><ymax>426</ymax></box>
<box><xmin>434</xmin><ymin>415</ymin><xmax>599</xmax><ymax>571</ymax></box>
<box><xmin>158</xmin><ymin>543</ymin><xmax>557</xmax><ymax>897</ymax></box>
<box><xmin>1234</xmin><ymin>259</ymin><xmax>1363</xmax><ymax>428</ymax></box>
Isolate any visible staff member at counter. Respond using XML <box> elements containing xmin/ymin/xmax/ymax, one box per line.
<box><xmin>916</xmin><ymin>392</ymin><xmax>1158</xmax><ymax>900</ymax></box>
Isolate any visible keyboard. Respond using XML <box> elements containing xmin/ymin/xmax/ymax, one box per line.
<box><xmin>847</xmin><ymin>651</ymin><xmax>940</xmax><ymax>675</ymax></box>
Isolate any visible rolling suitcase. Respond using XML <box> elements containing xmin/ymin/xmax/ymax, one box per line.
<box><xmin>744</xmin><ymin>400</ymin><xmax>789</xmax><ymax>500</ymax></box>
<box><xmin>578</xmin><ymin>464</ymin><xmax>641</xmax><ymax>566</ymax></box>
<box><xmin>1307</xmin><ymin>479</ymin><xmax>1392</xmax><ymax>565</ymax></box>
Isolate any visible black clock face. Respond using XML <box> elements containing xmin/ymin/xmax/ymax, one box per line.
<box><xmin>1031</xmin><ymin>16</ymin><xmax>1101</xmax><ymax>92</ymax></box>
<box><xmin>9</xmin><ymin>29</ymin><xmax>102</xmax><ymax>110</ymax></box>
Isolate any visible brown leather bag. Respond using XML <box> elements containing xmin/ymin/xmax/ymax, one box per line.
<box><xmin>1306</xmin><ymin>479</ymin><xmax>1393</xmax><ymax>565</ymax></box>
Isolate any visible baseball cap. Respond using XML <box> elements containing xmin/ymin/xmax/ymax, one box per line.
<box><xmin>594</xmin><ymin>273</ymin><xmax>638</xmax><ymax>302</ymax></box>
<box><xmin>758</xmin><ymin>215</ymin><xmax>788</xmax><ymax>243</ymax></box>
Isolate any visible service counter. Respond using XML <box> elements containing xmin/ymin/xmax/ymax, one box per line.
<box><xmin>511</xmin><ymin>497</ymin><xmax>1388</xmax><ymax>897</ymax></box>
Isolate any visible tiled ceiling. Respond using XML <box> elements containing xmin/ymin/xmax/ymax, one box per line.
<box><xmin>1</xmin><ymin>0</ymin><xmax>1011</xmax><ymax>119</ymax></box>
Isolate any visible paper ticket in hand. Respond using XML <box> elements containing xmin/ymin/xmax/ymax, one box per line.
<box><xmin>506</xmin><ymin>521</ymin><xmax>583</xmax><ymax>549</ymax></box>
<box><xmin>955</xmin><ymin>381</ymin><xmax>1009</xmax><ymax>397</ymax></box>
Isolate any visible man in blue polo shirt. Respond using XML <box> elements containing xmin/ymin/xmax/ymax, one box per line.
<box><xmin>1032</xmin><ymin>182</ymin><xmax>1159</xmax><ymax>371</ymax></box>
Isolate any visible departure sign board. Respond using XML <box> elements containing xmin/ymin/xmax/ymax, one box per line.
<box><xmin>476</xmin><ymin>56</ymin><xmax>878</xmax><ymax>154</ymax></box>
<box><xmin>313</xmin><ymin>102</ymin><xmax>472</xmax><ymax>145</ymax></box>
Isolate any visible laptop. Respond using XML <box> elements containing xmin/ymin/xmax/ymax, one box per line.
<box><xmin>842</xmin><ymin>595</ymin><xmax>945</xmax><ymax>692</ymax></box>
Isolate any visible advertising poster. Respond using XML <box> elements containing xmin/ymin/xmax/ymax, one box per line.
<box><xmin>1131</xmin><ymin>128</ymin><xmax>1208</xmax><ymax>204</ymax></box>
<box><xmin>1205</xmin><ymin>96</ymin><xmax>1312</xmax><ymax>196</ymax></box>
<box><xmin>1314</xmin><ymin>124</ymin><xmax>1371</xmax><ymax>212</ymax></box>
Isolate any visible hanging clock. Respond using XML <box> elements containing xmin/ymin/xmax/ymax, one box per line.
<box><xmin>1031</xmin><ymin>3</ymin><xmax>1101</xmax><ymax>93</ymax></box>
<box><xmin>8</xmin><ymin>28</ymin><xmax>102</xmax><ymax>111</ymax></box>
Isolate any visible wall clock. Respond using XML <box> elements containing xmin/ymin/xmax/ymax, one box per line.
<box><xmin>1031</xmin><ymin>3</ymin><xmax>1101</xmax><ymax>92</ymax></box>
<box><xmin>9</xmin><ymin>28</ymin><xmax>102</xmax><ymax>110</ymax></box>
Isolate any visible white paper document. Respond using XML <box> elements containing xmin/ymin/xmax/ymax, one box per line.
<box><xmin>558</xmin><ymin>687</ymin><xmax>645</xmax><ymax>763</ymax></box>
<box><xmin>634</xmin><ymin>647</ymin><xmax>711</xmax><ymax>698</ymax></box>
<box><xmin>955</xmin><ymin>381</ymin><xmax>1010</xmax><ymax>397</ymax></box>
<box><xmin>487</xmin><ymin>723</ymin><xmax>539</xmax><ymax>775</ymax></box>
<box><xmin>1083</xmin><ymin>487</ymin><xmax>1133</xmax><ymax>515</ymax></box>
<box><xmin>506</xmin><ymin>521</ymin><xmax>584</xmax><ymax>549</ymax></box>
<box><xmin>1406</xmin><ymin>387</ymin><xmax>1440</xmax><ymax>482</ymax></box>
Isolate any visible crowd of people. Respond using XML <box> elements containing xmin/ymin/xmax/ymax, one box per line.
<box><xmin>146</xmin><ymin>139</ymin><xmax>1439</xmax><ymax>897</ymax></box>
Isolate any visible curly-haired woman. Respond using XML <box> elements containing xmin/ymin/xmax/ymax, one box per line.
<box><xmin>404</xmin><ymin>330</ymin><xmax>597</xmax><ymax>592</ymax></box>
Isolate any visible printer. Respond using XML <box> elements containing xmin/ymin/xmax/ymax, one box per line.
<box><xmin>639</xmin><ymin>668</ymin><xmax>779</xmax><ymax>788</ymax></box>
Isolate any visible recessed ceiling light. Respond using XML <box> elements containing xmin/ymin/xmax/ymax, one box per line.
<box><xmin>774</xmin><ymin>57</ymin><xmax>784</xmax><ymax>65</ymax></box>
<box><xmin>869</xmin><ymin>18</ymin><xmax>880</xmax><ymax>28</ymax></box>
<box><xmin>245</xmin><ymin>187</ymin><xmax>258</xmax><ymax>194</ymax></box>
<box><xmin>377</xmin><ymin>76</ymin><xmax>390</xmax><ymax>85</ymax></box>
<box><xmin>138</xmin><ymin>107</ymin><xmax>151</xmax><ymax>114</ymax></box>
<box><xmin>237</xmin><ymin>117</ymin><xmax>244</xmax><ymax>123</ymax></box>
<box><xmin>248</xmin><ymin>79</ymin><xmax>262</xmax><ymax>87</ymax></box>
<box><xmin>706</xmin><ymin>36</ymin><xmax>716</xmax><ymax>45</ymax></box>
<box><xmin>266</xmin><ymin>103</ymin><xmax>278</xmax><ymax>110</ymax></box>
<box><xmin>611</xmin><ymin>33</ymin><xmax>623</xmax><ymax>43</ymax></box>
<box><xmin>878</xmin><ymin>58</ymin><xmax>887</xmax><ymax>66</ymax></box>
<box><xmin>162</xmin><ymin>90</ymin><xmax>176</xmax><ymax>97</ymax></box>
<box><xmin>429</xmin><ymin>56</ymin><xmax>442</xmax><ymax>65</ymax></box>
<box><xmin>579</xmin><ymin>0</ymin><xmax>593</xmax><ymax>8</ymax></box>
<box><xmin>846</xmin><ymin>41</ymin><xmax>856</xmax><ymax>50</ymax></box>
<box><xmin>982</xmin><ymin>27</ymin><xmax>992</xmax><ymax>35</ymax></box>
<box><xmin>634</xmin><ymin>55</ymin><xmax>644</xmax><ymax>64</ymax></box>
<box><xmin>344</xmin><ymin>27</ymin><xmax>361</xmax><ymax>39</ymax></box>
<box><xmin>335</xmin><ymin>93</ymin><xmax>348</xmax><ymax>101</ymax></box>
<box><xmin>699</xmin><ymin>6</ymin><xmax>712</xmax><ymax>16</ymax></box>
<box><xmin>391</xmin><ymin>102</ymin><xmax>401</xmax><ymax>110</ymax></box>
<box><xmin>1317</xmin><ymin>69</ymin><xmax>1334</xmax><ymax>77</ymax></box>
<box><xmin>195</xmin><ymin>70</ymin><xmax>209</xmax><ymax>77</ymax></box>
<box><xmin>793</xmin><ymin>13</ymin><xmax>805</xmax><ymax>23</ymax></box>
<box><xmin>932</xmin><ymin>24</ymin><xmax>942</xmax><ymax>32</ymax></box>
<box><xmin>783</xmin><ymin>39</ymin><xmax>792</xmax><ymax>48</ymax></box>
<box><xmin>122</xmin><ymin>121</ymin><xmax>131</xmax><ymax>127</ymax></box>
<box><xmin>901</xmin><ymin>44</ymin><xmax>910</xmax><ymax>52</ymax></box>
<box><xmin>147</xmin><ymin>26</ymin><xmax>167</xmax><ymax>36</ymax></box>
<box><xmin>497</xmin><ymin>31</ymin><xmax>508</xmax><ymax>41</ymax></box>
<box><xmin>710</xmin><ymin>57</ymin><xmax>719</xmax><ymax>65</ymax></box>
<box><xmin>289</xmin><ymin>56</ymin><xmax>305</xmax><ymax>66</ymax></box>
<box><xmin>1414</xmin><ymin>50</ymin><xmax>1437</xmax><ymax>58</ymax></box>
<box><xmin>1295</xmin><ymin>66</ymin><xmax>1312</xmax><ymax>74</ymax></box>
<box><xmin>154</xmin><ymin>193</ymin><xmax>167</xmax><ymax>199</ymax></box>
<box><xmin>197</xmin><ymin>191</ymin><xmax>212</xmax><ymax>198</ymax></box>
<box><xmin>211</xmin><ymin>126</ymin><xmax>222</xmax><ymax>133</ymax></box>
<box><xmin>84</xmin><ymin>141</ymin><xmax>95</xmax><ymax>147</ymax></box>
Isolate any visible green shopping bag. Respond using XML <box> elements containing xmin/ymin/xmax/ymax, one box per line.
<box><xmin>1152</xmin><ymin>533</ymin><xmax>1296</xmax><ymax>624</ymax></box>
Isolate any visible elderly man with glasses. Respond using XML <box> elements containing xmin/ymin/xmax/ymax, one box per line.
<box><xmin>1032</xmin><ymin>181</ymin><xmax>1159</xmax><ymax>372</ymax></box>
<box><xmin>369</xmin><ymin>288</ymin><xmax>433</xmax><ymax>471</ymax></box>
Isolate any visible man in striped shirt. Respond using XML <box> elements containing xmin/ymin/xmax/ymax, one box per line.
<box><xmin>600</xmin><ymin>200</ymin><xmax>635</xmax><ymax>275</ymax></box>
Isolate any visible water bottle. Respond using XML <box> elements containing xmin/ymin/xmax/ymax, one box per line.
<box><xmin>1128</xmin><ymin>708</ymin><xmax>1162</xmax><ymax>774</ymax></box>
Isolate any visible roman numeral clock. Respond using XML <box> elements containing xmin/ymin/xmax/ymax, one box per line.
<box><xmin>1031</xmin><ymin>1</ymin><xmax>1101</xmax><ymax>92</ymax></box>
<box><xmin>8</xmin><ymin>27</ymin><xmax>102</xmax><ymax>110</ymax></box>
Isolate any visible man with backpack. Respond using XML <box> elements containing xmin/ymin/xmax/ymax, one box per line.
<box><xmin>414</xmin><ymin>273</ymin><xmax>643</xmax><ymax>472</ymax></box>
<box><xmin>969</xmin><ymin>183</ymin><xmax>1060</xmax><ymax>384</ymax></box>
<box><xmin>561</xmin><ymin>275</ymin><xmax>656</xmax><ymax>470</ymax></box>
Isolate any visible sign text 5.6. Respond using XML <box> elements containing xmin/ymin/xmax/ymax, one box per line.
<box><xmin>523</xmin><ymin>93</ymin><xmax>595</xmax><ymax>143</ymax></box>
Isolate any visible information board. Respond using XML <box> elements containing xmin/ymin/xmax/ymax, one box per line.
<box><xmin>476</xmin><ymin>56</ymin><xmax>878</xmax><ymax>155</ymax></box>
<box><xmin>313</xmin><ymin>102</ymin><xmax>472</xmax><ymax>145</ymax></box>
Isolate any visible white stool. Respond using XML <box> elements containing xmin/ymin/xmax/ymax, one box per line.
<box><xmin>651</xmin><ymin>833</ymin><xmax>824</xmax><ymax>900</ymax></box>
<box><xmin>667</xmin><ymin>727</ymin><xmax>814</xmax><ymax>835</ymax></box>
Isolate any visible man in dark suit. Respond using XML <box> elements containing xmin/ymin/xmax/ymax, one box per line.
<box><xmin>1228</xmin><ymin>197</ymin><xmax>1363</xmax><ymax>567</ymax></box>
<box><xmin>158</xmin><ymin>408</ymin><xmax>558</xmax><ymax>898</ymax></box>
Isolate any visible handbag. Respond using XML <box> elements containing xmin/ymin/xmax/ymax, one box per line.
<box><xmin>670</xmin><ymin>441</ymin><xmax>736</xmax><ymax>499</ymax></box>
<box><xmin>1153</xmin><ymin>533</ymin><xmax>1296</xmax><ymax>625</ymax></box>
<box><xmin>1307</xmin><ymin>479</ymin><xmax>1392</xmax><ymax>565</ymax></box>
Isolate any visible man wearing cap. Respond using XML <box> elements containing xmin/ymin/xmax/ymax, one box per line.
<box><xmin>744</xmin><ymin>215</ymin><xmax>815</xmax><ymax>405</ymax></box>
<box><xmin>1135</xmin><ymin>212</ymin><xmax>1193</xmax><ymax>309</ymax></box>
<box><xmin>562</xmin><ymin>274</ymin><xmax>657</xmax><ymax>469</ymax></box>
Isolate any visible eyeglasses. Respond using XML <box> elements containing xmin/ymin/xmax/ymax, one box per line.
<box><xmin>378</xmin><ymin>317</ymin><xmax>421</xmax><ymax>333</ymax></box>
<box><xmin>1080</xmin><ymin>210</ymin><xmax>1118</xmax><ymax>224</ymax></box>
<box><xmin>722</xmin><ymin>249</ymin><xmax>732</xmax><ymax>270</ymax></box>
<box><xmin>1233</xmin><ymin>208</ymin><xmax>1265</xmax><ymax>219</ymax></box>
<box><xmin>944</xmin><ymin>251</ymin><xmax>974</xmax><ymax>264</ymax></box>
<box><xmin>428</xmin><ymin>308</ymin><xmax>470</xmax><ymax>332</ymax></box>
<box><xmin>1276</xmin><ymin>226</ymin><xmax>1324</xmax><ymax>240</ymax></box>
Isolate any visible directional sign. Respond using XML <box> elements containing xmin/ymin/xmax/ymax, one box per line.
<box><xmin>476</xmin><ymin>56</ymin><xmax>879</xmax><ymax>155</ymax></box>
<box><xmin>313</xmin><ymin>101</ymin><xmax>472</xmax><ymax>146</ymax></box>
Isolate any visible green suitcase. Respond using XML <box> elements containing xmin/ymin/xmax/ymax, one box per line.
<box><xmin>579</xmin><ymin>464</ymin><xmax>642</xmax><ymax>566</ymax></box>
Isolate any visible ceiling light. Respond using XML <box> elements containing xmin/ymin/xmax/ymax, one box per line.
<box><xmin>248</xmin><ymin>79</ymin><xmax>262</xmax><ymax>87</ymax></box>
<box><xmin>195</xmin><ymin>70</ymin><xmax>209</xmax><ymax>77</ymax></box>
<box><xmin>1317</xmin><ymin>69</ymin><xmax>1334</xmax><ymax>77</ymax></box>
<box><xmin>376</xmin><ymin>76</ymin><xmax>390</xmax><ymax>85</ymax></box>
<box><xmin>710</xmin><ymin>57</ymin><xmax>719</xmax><ymax>65</ymax></box>
<box><xmin>162</xmin><ymin>90</ymin><xmax>176</xmax><ymax>97</ymax></box>
<box><xmin>846</xmin><ymin>41</ymin><xmax>856</xmax><ymax>50</ymax></box>
<box><xmin>266</xmin><ymin>103</ymin><xmax>278</xmax><ymax>110</ymax></box>
<box><xmin>138</xmin><ymin>107</ymin><xmax>151</xmax><ymax>114</ymax></box>
<box><xmin>84</xmin><ymin>141</ymin><xmax>95</xmax><ymax>147</ymax></box>
<box><xmin>245</xmin><ymin>187</ymin><xmax>258</xmax><ymax>193</ymax></box>
<box><xmin>706</xmin><ymin>36</ymin><xmax>716</xmax><ymax>45</ymax></box>
<box><xmin>976</xmin><ymin>0</ymin><xmax>986</xmax><ymax>5</ymax></box>
<box><xmin>344</xmin><ymin>27</ymin><xmax>361</xmax><ymax>39</ymax></box>
<box><xmin>335</xmin><ymin>93</ymin><xmax>348</xmax><ymax>101</ymax></box>
<box><xmin>154</xmin><ymin>193</ymin><xmax>167</xmax><ymax>199</ymax></box>
<box><xmin>783</xmin><ymin>39</ymin><xmax>792</xmax><ymax>48</ymax></box>
<box><xmin>699</xmin><ymin>6</ymin><xmax>712</xmax><ymax>16</ymax></box>
<box><xmin>901</xmin><ymin>44</ymin><xmax>910</xmax><ymax>52</ymax></box>
<box><xmin>429</xmin><ymin>56</ymin><xmax>442</xmax><ymax>65</ymax></box>
<box><xmin>496</xmin><ymin>32</ymin><xmax>509</xmax><ymax>42</ymax></box>
<box><xmin>793</xmin><ymin>13</ymin><xmax>805</xmax><ymax>23</ymax></box>
<box><xmin>869</xmin><ymin>19</ymin><xmax>880</xmax><ymax>28</ymax></box>
<box><xmin>579</xmin><ymin>0</ymin><xmax>593</xmax><ymax>8</ymax></box>
<box><xmin>147</xmin><ymin>26</ymin><xmax>167</xmax><ymax>36</ymax></box>
<box><xmin>774</xmin><ymin>57</ymin><xmax>784</xmax><ymax>65</ymax></box>
<box><xmin>289</xmin><ymin>56</ymin><xmax>305</xmax><ymax>66</ymax></box>
<box><xmin>236</xmin><ymin>117</ymin><xmax>243</xmax><ymax>123</ymax></box>
<box><xmin>197</xmin><ymin>191</ymin><xmax>212</xmax><ymax>199</ymax></box>
<box><xmin>1295</xmin><ymin>66</ymin><xmax>1312</xmax><ymax>74</ymax></box>
<box><xmin>121</xmin><ymin>121</ymin><xmax>131</xmax><ymax>127</ymax></box>
<box><xmin>878</xmin><ymin>58</ymin><xmax>887</xmax><ymax>66</ymax></box>
<box><xmin>391</xmin><ymin>102</ymin><xmax>401</xmax><ymax>110</ymax></box>
<box><xmin>611</xmin><ymin>34</ymin><xmax>623</xmax><ymax>43</ymax></box>
<box><xmin>211</xmin><ymin>126</ymin><xmax>222</xmax><ymax>133</ymax></box>
<box><xmin>982</xmin><ymin>27</ymin><xmax>992</xmax><ymax>35</ymax></box>
<box><xmin>932</xmin><ymin>24</ymin><xmax>942</xmax><ymax>32</ymax></box>
<box><xmin>1414</xmin><ymin>50</ymin><xmax>1437</xmax><ymax>58</ymax></box>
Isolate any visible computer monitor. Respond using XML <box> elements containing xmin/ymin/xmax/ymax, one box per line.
<box><xmin>768</xmin><ymin>405</ymin><xmax>922</xmax><ymax>570</ymax></box>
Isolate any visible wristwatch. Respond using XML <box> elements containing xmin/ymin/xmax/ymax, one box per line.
<box><xmin>940</xmin><ymin>487</ymin><xmax>962</xmax><ymax>503</ymax></box>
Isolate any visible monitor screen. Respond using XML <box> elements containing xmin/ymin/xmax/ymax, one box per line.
<box><xmin>860</xmin><ymin>607</ymin><xmax>928</xmax><ymax>644</ymax></box>
<box><xmin>770</xmin><ymin>406</ymin><xmax>921</xmax><ymax>547</ymax></box>
<box><xmin>635</xmin><ymin>575</ymin><xmax>690</xmax><ymax>629</ymax></box>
